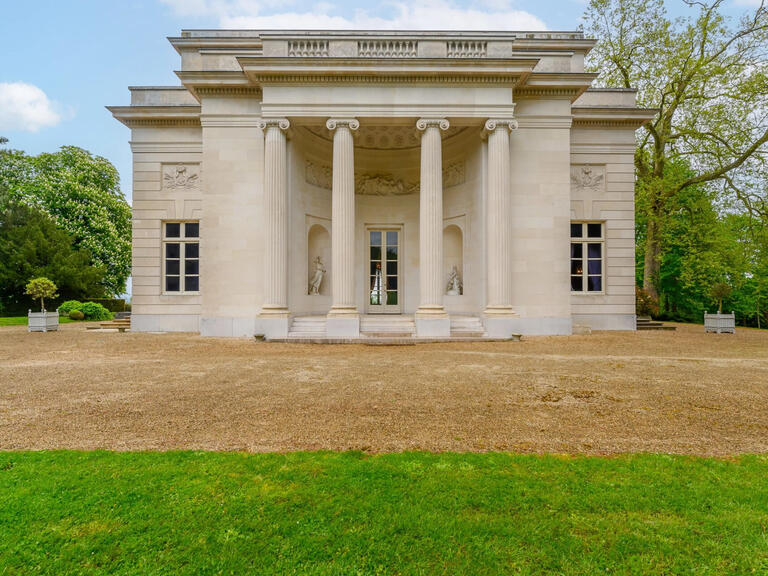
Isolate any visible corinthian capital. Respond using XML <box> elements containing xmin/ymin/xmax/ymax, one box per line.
<box><xmin>326</xmin><ymin>118</ymin><xmax>360</xmax><ymax>131</ymax></box>
<box><xmin>416</xmin><ymin>118</ymin><xmax>450</xmax><ymax>131</ymax></box>
<box><xmin>257</xmin><ymin>118</ymin><xmax>290</xmax><ymax>131</ymax></box>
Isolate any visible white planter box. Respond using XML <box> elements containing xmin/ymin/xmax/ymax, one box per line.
<box><xmin>704</xmin><ymin>312</ymin><xmax>735</xmax><ymax>334</ymax></box>
<box><xmin>28</xmin><ymin>310</ymin><xmax>59</xmax><ymax>332</ymax></box>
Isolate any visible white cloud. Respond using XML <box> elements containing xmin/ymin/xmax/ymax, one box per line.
<box><xmin>0</xmin><ymin>82</ymin><xmax>63</xmax><ymax>133</ymax></box>
<box><xmin>160</xmin><ymin>0</ymin><xmax>548</xmax><ymax>30</ymax></box>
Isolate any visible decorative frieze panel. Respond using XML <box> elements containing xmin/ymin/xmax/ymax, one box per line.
<box><xmin>304</xmin><ymin>160</ymin><xmax>465</xmax><ymax>194</ymax></box>
<box><xmin>288</xmin><ymin>40</ymin><xmax>329</xmax><ymax>57</ymax></box>
<box><xmin>358</xmin><ymin>40</ymin><xmax>417</xmax><ymax>58</ymax></box>
<box><xmin>162</xmin><ymin>164</ymin><xmax>200</xmax><ymax>190</ymax></box>
<box><xmin>447</xmin><ymin>41</ymin><xmax>487</xmax><ymax>58</ymax></box>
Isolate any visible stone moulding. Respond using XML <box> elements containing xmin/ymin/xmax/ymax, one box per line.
<box><xmin>304</xmin><ymin>160</ymin><xmax>465</xmax><ymax>194</ymax></box>
<box><xmin>288</xmin><ymin>40</ymin><xmax>329</xmax><ymax>57</ymax></box>
<box><xmin>358</xmin><ymin>40</ymin><xmax>417</xmax><ymax>58</ymax></box>
<box><xmin>447</xmin><ymin>41</ymin><xmax>487</xmax><ymax>58</ymax></box>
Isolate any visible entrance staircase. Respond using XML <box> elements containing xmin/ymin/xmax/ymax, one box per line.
<box><xmin>636</xmin><ymin>316</ymin><xmax>676</xmax><ymax>331</ymax></box>
<box><xmin>450</xmin><ymin>315</ymin><xmax>487</xmax><ymax>338</ymax></box>
<box><xmin>360</xmin><ymin>315</ymin><xmax>415</xmax><ymax>338</ymax></box>
<box><xmin>287</xmin><ymin>316</ymin><xmax>327</xmax><ymax>338</ymax></box>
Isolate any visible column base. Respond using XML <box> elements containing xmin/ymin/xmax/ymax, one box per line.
<box><xmin>326</xmin><ymin>315</ymin><xmax>360</xmax><ymax>338</ymax></box>
<box><xmin>415</xmin><ymin>316</ymin><xmax>450</xmax><ymax>338</ymax></box>
<box><xmin>483</xmin><ymin>313</ymin><xmax>518</xmax><ymax>339</ymax></box>
<box><xmin>257</xmin><ymin>314</ymin><xmax>290</xmax><ymax>339</ymax></box>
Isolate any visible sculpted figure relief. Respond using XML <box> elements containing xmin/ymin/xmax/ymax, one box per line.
<box><xmin>308</xmin><ymin>256</ymin><xmax>326</xmax><ymax>295</ymax></box>
<box><xmin>446</xmin><ymin>265</ymin><xmax>463</xmax><ymax>296</ymax></box>
<box><xmin>571</xmin><ymin>165</ymin><xmax>605</xmax><ymax>192</ymax></box>
<box><xmin>163</xmin><ymin>164</ymin><xmax>199</xmax><ymax>189</ymax></box>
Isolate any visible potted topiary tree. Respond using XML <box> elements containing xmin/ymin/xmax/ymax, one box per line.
<box><xmin>26</xmin><ymin>277</ymin><xmax>60</xmax><ymax>332</ymax></box>
<box><xmin>705</xmin><ymin>282</ymin><xmax>735</xmax><ymax>333</ymax></box>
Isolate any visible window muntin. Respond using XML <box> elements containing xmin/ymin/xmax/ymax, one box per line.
<box><xmin>570</xmin><ymin>222</ymin><xmax>604</xmax><ymax>293</ymax></box>
<box><xmin>163</xmin><ymin>221</ymin><xmax>199</xmax><ymax>294</ymax></box>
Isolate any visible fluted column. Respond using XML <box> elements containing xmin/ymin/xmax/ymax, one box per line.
<box><xmin>326</xmin><ymin>118</ymin><xmax>359</xmax><ymax>317</ymax></box>
<box><xmin>258</xmin><ymin>118</ymin><xmax>290</xmax><ymax>315</ymax></box>
<box><xmin>484</xmin><ymin>118</ymin><xmax>518</xmax><ymax>316</ymax></box>
<box><xmin>416</xmin><ymin>118</ymin><xmax>450</xmax><ymax>318</ymax></box>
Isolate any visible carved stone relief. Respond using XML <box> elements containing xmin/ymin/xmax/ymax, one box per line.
<box><xmin>162</xmin><ymin>164</ymin><xmax>200</xmax><ymax>190</ymax></box>
<box><xmin>304</xmin><ymin>160</ymin><xmax>465</xmax><ymax>195</ymax></box>
<box><xmin>570</xmin><ymin>165</ymin><xmax>605</xmax><ymax>193</ymax></box>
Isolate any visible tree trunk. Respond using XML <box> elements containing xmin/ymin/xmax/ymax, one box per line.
<box><xmin>643</xmin><ymin>218</ymin><xmax>661</xmax><ymax>299</ymax></box>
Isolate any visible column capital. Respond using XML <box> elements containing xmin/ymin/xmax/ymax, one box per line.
<box><xmin>326</xmin><ymin>118</ymin><xmax>359</xmax><ymax>131</ymax></box>
<box><xmin>416</xmin><ymin>118</ymin><xmax>450</xmax><ymax>131</ymax></box>
<box><xmin>257</xmin><ymin>118</ymin><xmax>290</xmax><ymax>131</ymax></box>
<box><xmin>483</xmin><ymin>118</ymin><xmax>518</xmax><ymax>136</ymax></box>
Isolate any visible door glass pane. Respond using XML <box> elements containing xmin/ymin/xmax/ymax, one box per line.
<box><xmin>185</xmin><ymin>222</ymin><xmax>200</xmax><ymax>238</ymax></box>
<box><xmin>185</xmin><ymin>260</ymin><xmax>199</xmax><ymax>275</ymax></box>
<box><xmin>370</xmin><ymin>262</ymin><xmax>380</xmax><ymax>275</ymax></box>
<box><xmin>386</xmin><ymin>291</ymin><xmax>398</xmax><ymax>305</ymax></box>
<box><xmin>588</xmin><ymin>276</ymin><xmax>602</xmax><ymax>291</ymax></box>
<box><xmin>370</xmin><ymin>231</ymin><xmax>382</xmax><ymax>246</ymax></box>
<box><xmin>166</xmin><ymin>260</ymin><xmax>180</xmax><ymax>275</ymax></box>
<box><xmin>588</xmin><ymin>260</ymin><xmax>601</xmax><ymax>274</ymax></box>
<box><xmin>387</xmin><ymin>276</ymin><xmax>398</xmax><ymax>290</ymax></box>
<box><xmin>386</xmin><ymin>246</ymin><xmax>398</xmax><ymax>260</ymax></box>
<box><xmin>570</xmin><ymin>260</ymin><xmax>583</xmax><ymax>275</ymax></box>
<box><xmin>165</xmin><ymin>243</ymin><xmax>180</xmax><ymax>258</ymax></box>
<box><xmin>570</xmin><ymin>243</ymin><xmax>582</xmax><ymax>258</ymax></box>
<box><xmin>386</xmin><ymin>261</ymin><xmax>398</xmax><ymax>275</ymax></box>
<box><xmin>185</xmin><ymin>276</ymin><xmax>200</xmax><ymax>292</ymax></box>
<box><xmin>165</xmin><ymin>222</ymin><xmax>180</xmax><ymax>238</ymax></box>
<box><xmin>571</xmin><ymin>276</ymin><xmax>583</xmax><ymax>291</ymax></box>
<box><xmin>386</xmin><ymin>231</ymin><xmax>398</xmax><ymax>246</ymax></box>
<box><xmin>587</xmin><ymin>223</ymin><xmax>602</xmax><ymax>238</ymax></box>
<box><xmin>370</xmin><ymin>246</ymin><xmax>381</xmax><ymax>260</ymax></box>
<box><xmin>185</xmin><ymin>243</ymin><xmax>199</xmax><ymax>258</ymax></box>
<box><xmin>570</xmin><ymin>223</ymin><xmax>582</xmax><ymax>238</ymax></box>
<box><xmin>588</xmin><ymin>243</ymin><xmax>601</xmax><ymax>258</ymax></box>
<box><xmin>166</xmin><ymin>276</ymin><xmax>180</xmax><ymax>292</ymax></box>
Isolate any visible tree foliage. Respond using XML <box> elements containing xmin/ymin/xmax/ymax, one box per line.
<box><xmin>0</xmin><ymin>146</ymin><xmax>131</xmax><ymax>295</ymax></box>
<box><xmin>25</xmin><ymin>278</ymin><xmax>58</xmax><ymax>312</ymax></box>
<box><xmin>584</xmin><ymin>0</ymin><xmax>768</xmax><ymax>296</ymax></box>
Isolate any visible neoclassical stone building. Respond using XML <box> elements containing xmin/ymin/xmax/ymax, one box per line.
<box><xmin>110</xmin><ymin>30</ymin><xmax>653</xmax><ymax>339</ymax></box>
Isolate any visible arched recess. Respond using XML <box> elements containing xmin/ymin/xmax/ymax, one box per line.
<box><xmin>307</xmin><ymin>224</ymin><xmax>331</xmax><ymax>296</ymax></box>
<box><xmin>443</xmin><ymin>224</ymin><xmax>463</xmax><ymax>295</ymax></box>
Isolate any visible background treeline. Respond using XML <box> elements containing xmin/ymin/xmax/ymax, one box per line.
<box><xmin>0</xmin><ymin>143</ymin><xmax>131</xmax><ymax>315</ymax></box>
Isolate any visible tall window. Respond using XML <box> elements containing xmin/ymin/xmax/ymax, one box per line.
<box><xmin>163</xmin><ymin>221</ymin><xmax>199</xmax><ymax>293</ymax></box>
<box><xmin>570</xmin><ymin>222</ymin><xmax>604</xmax><ymax>293</ymax></box>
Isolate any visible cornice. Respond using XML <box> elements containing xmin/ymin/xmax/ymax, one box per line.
<box><xmin>195</xmin><ymin>86</ymin><xmax>262</xmax><ymax>98</ymax></box>
<box><xmin>571</xmin><ymin>106</ymin><xmax>657</xmax><ymax>129</ymax></box>
<box><xmin>107</xmin><ymin>105</ymin><xmax>201</xmax><ymax>128</ymax></box>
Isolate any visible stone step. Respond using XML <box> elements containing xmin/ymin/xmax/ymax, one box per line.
<box><xmin>637</xmin><ymin>325</ymin><xmax>676</xmax><ymax>331</ymax></box>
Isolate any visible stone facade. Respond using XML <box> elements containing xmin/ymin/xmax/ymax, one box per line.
<box><xmin>109</xmin><ymin>30</ymin><xmax>653</xmax><ymax>339</ymax></box>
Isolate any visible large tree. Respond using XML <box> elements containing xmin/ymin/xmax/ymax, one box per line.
<box><xmin>583</xmin><ymin>0</ymin><xmax>768</xmax><ymax>298</ymax></box>
<box><xmin>0</xmin><ymin>146</ymin><xmax>131</xmax><ymax>295</ymax></box>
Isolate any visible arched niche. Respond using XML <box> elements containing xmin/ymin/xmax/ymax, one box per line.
<box><xmin>307</xmin><ymin>224</ymin><xmax>331</xmax><ymax>296</ymax></box>
<box><xmin>443</xmin><ymin>224</ymin><xmax>463</xmax><ymax>295</ymax></box>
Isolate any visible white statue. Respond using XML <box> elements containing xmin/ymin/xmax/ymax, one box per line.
<box><xmin>446</xmin><ymin>265</ymin><xmax>462</xmax><ymax>296</ymax></box>
<box><xmin>308</xmin><ymin>256</ymin><xmax>326</xmax><ymax>295</ymax></box>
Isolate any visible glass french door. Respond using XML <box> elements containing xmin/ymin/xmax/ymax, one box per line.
<box><xmin>368</xmin><ymin>229</ymin><xmax>401</xmax><ymax>313</ymax></box>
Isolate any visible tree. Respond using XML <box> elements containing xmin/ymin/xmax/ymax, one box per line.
<box><xmin>583</xmin><ymin>0</ymin><xmax>768</xmax><ymax>298</ymax></box>
<box><xmin>0</xmin><ymin>137</ymin><xmax>7</xmax><ymax>145</ymax></box>
<box><xmin>0</xmin><ymin>202</ymin><xmax>106</xmax><ymax>314</ymax></box>
<box><xmin>710</xmin><ymin>282</ymin><xmax>732</xmax><ymax>314</ymax></box>
<box><xmin>0</xmin><ymin>146</ymin><xmax>131</xmax><ymax>295</ymax></box>
<box><xmin>25</xmin><ymin>278</ymin><xmax>58</xmax><ymax>312</ymax></box>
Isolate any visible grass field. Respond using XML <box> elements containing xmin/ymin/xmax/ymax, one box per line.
<box><xmin>1</xmin><ymin>451</ymin><xmax>767</xmax><ymax>575</ymax></box>
<box><xmin>0</xmin><ymin>316</ymin><xmax>73</xmax><ymax>326</ymax></box>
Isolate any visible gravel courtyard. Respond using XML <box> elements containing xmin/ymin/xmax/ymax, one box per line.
<box><xmin>1</xmin><ymin>323</ymin><xmax>767</xmax><ymax>456</ymax></box>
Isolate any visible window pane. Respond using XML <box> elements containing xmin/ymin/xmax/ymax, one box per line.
<box><xmin>571</xmin><ymin>276</ymin><xmax>583</xmax><ymax>291</ymax></box>
<box><xmin>370</xmin><ymin>262</ymin><xmax>380</xmax><ymax>275</ymax></box>
<box><xmin>570</xmin><ymin>260</ymin><xmax>583</xmax><ymax>275</ymax></box>
<box><xmin>165</xmin><ymin>243</ymin><xmax>180</xmax><ymax>258</ymax></box>
<box><xmin>386</xmin><ymin>231</ymin><xmax>398</xmax><ymax>246</ymax></box>
<box><xmin>386</xmin><ymin>261</ymin><xmax>398</xmax><ymax>275</ymax></box>
<box><xmin>387</xmin><ymin>276</ymin><xmax>398</xmax><ymax>290</ymax></box>
<box><xmin>386</xmin><ymin>291</ymin><xmax>398</xmax><ymax>305</ymax></box>
<box><xmin>588</xmin><ymin>243</ymin><xmax>602</xmax><ymax>258</ymax></box>
<box><xmin>165</xmin><ymin>222</ymin><xmax>180</xmax><ymax>238</ymax></box>
<box><xmin>570</xmin><ymin>243</ymin><xmax>583</xmax><ymax>258</ymax></box>
<box><xmin>588</xmin><ymin>276</ymin><xmax>602</xmax><ymax>292</ymax></box>
<box><xmin>166</xmin><ymin>276</ymin><xmax>180</xmax><ymax>292</ymax></box>
<box><xmin>588</xmin><ymin>260</ymin><xmax>601</xmax><ymax>275</ymax></box>
<box><xmin>185</xmin><ymin>260</ymin><xmax>199</xmax><ymax>275</ymax></box>
<box><xmin>370</xmin><ymin>231</ymin><xmax>381</xmax><ymax>246</ymax></box>
<box><xmin>166</xmin><ymin>260</ymin><xmax>180</xmax><ymax>275</ymax></box>
<box><xmin>370</xmin><ymin>246</ymin><xmax>381</xmax><ymax>260</ymax></box>
<box><xmin>386</xmin><ymin>246</ymin><xmax>398</xmax><ymax>260</ymax></box>
<box><xmin>587</xmin><ymin>223</ymin><xmax>602</xmax><ymax>238</ymax></box>
<box><xmin>570</xmin><ymin>223</ymin><xmax>583</xmax><ymax>238</ymax></box>
<box><xmin>185</xmin><ymin>243</ymin><xmax>199</xmax><ymax>258</ymax></box>
<box><xmin>185</xmin><ymin>276</ymin><xmax>199</xmax><ymax>292</ymax></box>
<box><xmin>185</xmin><ymin>222</ymin><xmax>199</xmax><ymax>238</ymax></box>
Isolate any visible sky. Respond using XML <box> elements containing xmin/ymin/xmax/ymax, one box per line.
<box><xmin>0</xmin><ymin>0</ymin><xmax>762</xmax><ymax>206</ymax></box>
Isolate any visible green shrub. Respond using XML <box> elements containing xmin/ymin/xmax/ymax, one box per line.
<box><xmin>86</xmin><ymin>298</ymin><xmax>126</xmax><ymax>312</ymax></box>
<box><xmin>68</xmin><ymin>309</ymin><xmax>85</xmax><ymax>321</ymax></box>
<box><xmin>58</xmin><ymin>300</ymin><xmax>83</xmax><ymax>316</ymax></box>
<box><xmin>79</xmin><ymin>301</ymin><xmax>113</xmax><ymax>321</ymax></box>
<box><xmin>636</xmin><ymin>287</ymin><xmax>660</xmax><ymax>318</ymax></box>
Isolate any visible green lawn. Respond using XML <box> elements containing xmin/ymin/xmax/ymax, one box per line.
<box><xmin>1</xmin><ymin>452</ymin><xmax>767</xmax><ymax>575</ymax></box>
<box><xmin>0</xmin><ymin>316</ymin><xmax>75</xmax><ymax>326</ymax></box>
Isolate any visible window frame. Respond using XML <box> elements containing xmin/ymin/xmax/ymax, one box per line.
<box><xmin>570</xmin><ymin>221</ymin><xmax>605</xmax><ymax>295</ymax></box>
<box><xmin>161</xmin><ymin>221</ymin><xmax>200</xmax><ymax>295</ymax></box>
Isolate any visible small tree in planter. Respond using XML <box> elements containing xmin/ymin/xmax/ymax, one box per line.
<box><xmin>25</xmin><ymin>277</ymin><xmax>60</xmax><ymax>332</ymax></box>
<box><xmin>705</xmin><ymin>282</ymin><xmax>735</xmax><ymax>334</ymax></box>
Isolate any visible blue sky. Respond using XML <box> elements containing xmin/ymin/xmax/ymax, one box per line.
<box><xmin>0</xmin><ymin>0</ymin><xmax>761</xmax><ymax>204</ymax></box>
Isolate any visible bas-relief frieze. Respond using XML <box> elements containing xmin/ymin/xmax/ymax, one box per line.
<box><xmin>162</xmin><ymin>164</ymin><xmax>200</xmax><ymax>190</ymax></box>
<box><xmin>570</xmin><ymin>165</ymin><xmax>605</xmax><ymax>193</ymax></box>
<box><xmin>304</xmin><ymin>160</ymin><xmax>465</xmax><ymax>195</ymax></box>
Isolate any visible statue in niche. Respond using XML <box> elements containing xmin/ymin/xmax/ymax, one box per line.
<box><xmin>308</xmin><ymin>256</ymin><xmax>326</xmax><ymax>295</ymax></box>
<box><xmin>446</xmin><ymin>265</ymin><xmax>463</xmax><ymax>296</ymax></box>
